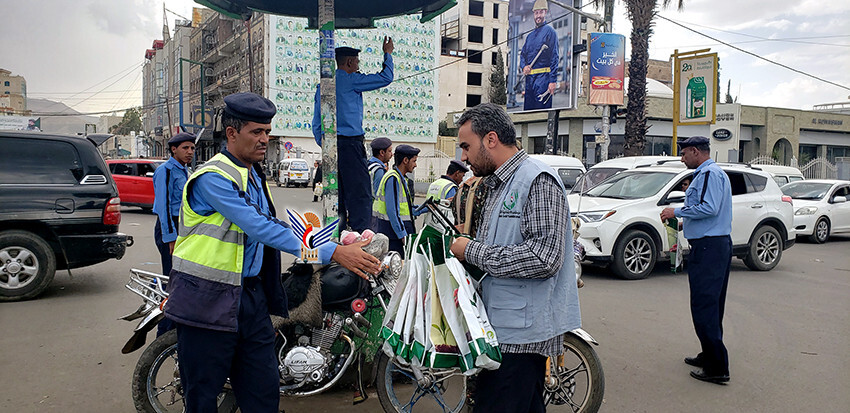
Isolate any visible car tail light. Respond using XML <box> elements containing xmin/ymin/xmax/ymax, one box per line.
<box><xmin>104</xmin><ymin>197</ymin><xmax>122</xmax><ymax>225</ymax></box>
<box><xmin>781</xmin><ymin>195</ymin><xmax>793</xmax><ymax>205</ymax></box>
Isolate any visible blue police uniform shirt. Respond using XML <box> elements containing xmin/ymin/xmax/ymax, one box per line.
<box><xmin>520</xmin><ymin>24</ymin><xmax>559</xmax><ymax>85</ymax></box>
<box><xmin>312</xmin><ymin>53</ymin><xmax>394</xmax><ymax>145</ymax></box>
<box><xmin>383</xmin><ymin>167</ymin><xmax>425</xmax><ymax>238</ymax></box>
<box><xmin>153</xmin><ymin>157</ymin><xmax>189</xmax><ymax>243</ymax></box>
<box><xmin>187</xmin><ymin>151</ymin><xmax>337</xmax><ymax>278</ymax></box>
<box><xmin>674</xmin><ymin>159</ymin><xmax>733</xmax><ymax>239</ymax></box>
<box><xmin>368</xmin><ymin>156</ymin><xmax>387</xmax><ymax>195</ymax></box>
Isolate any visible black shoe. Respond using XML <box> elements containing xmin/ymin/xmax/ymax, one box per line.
<box><xmin>690</xmin><ymin>369</ymin><xmax>729</xmax><ymax>384</ymax></box>
<box><xmin>684</xmin><ymin>356</ymin><xmax>704</xmax><ymax>368</ymax></box>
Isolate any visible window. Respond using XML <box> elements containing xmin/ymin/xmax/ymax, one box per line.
<box><xmin>466</xmin><ymin>94</ymin><xmax>482</xmax><ymax>107</ymax></box>
<box><xmin>492</xmin><ymin>52</ymin><xmax>499</xmax><ymax>65</ymax></box>
<box><xmin>468</xmin><ymin>26</ymin><xmax>483</xmax><ymax>43</ymax></box>
<box><xmin>137</xmin><ymin>163</ymin><xmax>157</xmax><ymax>177</ymax></box>
<box><xmin>469</xmin><ymin>0</ymin><xmax>484</xmax><ymax>16</ymax></box>
<box><xmin>1</xmin><ymin>138</ymin><xmax>81</xmax><ymax>184</ymax></box>
<box><xmin>3</xmin><ymin>81</ymin><xmax>9</xmax><ymax>86</ymax></box>
<box><xmin>468</xmin><ymin>49</ymin><xmax>482</xmax><ymax>64</ymax></box>
<box><xmin>467</xmin><ymin>72</ymin><xmax>482</xmax><ymax>86</ymax></box>
<box><xmin>110</xmin><ymin>163</ymin><xmax>135</xmax><ymax>176</ymax></box>
<box><xmin>492</xmin><ymin>28</ymin><xmax>499</xmax><ymax>45</ymax></box>
<box><xmin>493</xmin><ymin>3</ymin><xmax>499</xmax><ymax>18</ymax></box>
<box><xmin>744</xmin><ymin>173</ymin><xmax>767</xmax><ymax>192</ymax></box>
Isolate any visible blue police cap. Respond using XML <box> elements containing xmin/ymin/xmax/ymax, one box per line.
<box><xmin>395</xmin><ymin>144</ymin><xmax>420</xmax><ymax>158</ymax></box>
<box><xmin>449</xmin><ymin>159</ymin><xmax>469</xmax><ymax>172</ymax></box>
<box><xmin>678</xmin><ymin>135</ymin><xmax>710</xmax><ymax>148</ymax></box>
<box><xmin>370</xmin><ymin>137</ymin><xmax>392</xmax><ymax>150</ymax></box>
<box><xmin>336</xmin><ymin>46</ymin><xmax>360</xmax><ymax>57</ymax></box>
<box><xmin>168</xmin><ymin>132</ymin><xmax>196</xmax><ymax>147</ymax></box>
<box><xmin>223</xmin><ymin>92</ymin><xmax>276</xmax><ymax>124</ymax></box>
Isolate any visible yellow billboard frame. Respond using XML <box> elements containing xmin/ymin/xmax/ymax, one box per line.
<box><xmin>671</xmin><ymin>49</ymin><xmax>718</xmax><ymax>155</ymax></box>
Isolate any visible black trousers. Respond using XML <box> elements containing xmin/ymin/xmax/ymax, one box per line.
<box><xmin>337</xmin><ymin>136</ymin><xmax>371</xmax><ymax>232</ymax></box>
<box><xmin>153</xmin><ymin>217</ymin><xmax>176</xmax><ymax>336</ymax></box>
<box><xmin>176</xmin><ymin>277</ymin><xmax>280</xmax><ymax>413</ymax></box>
<box><xmin>473</xmin><ymin>352</ymin><xmax>547</xmax><ymax>413</ymax></box>
<box><xmin>687</xmin><ymin>235</ymin><xmax>732</xmax><ymax>376</ymax></box>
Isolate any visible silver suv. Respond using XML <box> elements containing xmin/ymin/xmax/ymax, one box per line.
<box><xmin>568</xmin><ymin>163</ymin><xmax>796</xmax><ymax>279</ymax></box>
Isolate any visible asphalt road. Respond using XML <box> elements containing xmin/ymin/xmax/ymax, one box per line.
<box><xmin>1</xmin><ymin>185</ymin><xmax>848</xmax><ymax>412</ymax></box>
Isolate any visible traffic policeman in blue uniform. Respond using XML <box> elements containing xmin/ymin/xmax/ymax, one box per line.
<box><xmin>312</xmin><ymin>39</ymin><xmax>395</xmax><ymax>233</ymax></box>
<box><xmin>152</xmin><ymin>131</ymin><xmax>195</xmax><ymax>335</ymax></box>
<box><xmin>372</xmin><ymin>144</ymin><xmax>422</xmax><ymax>254</ymax></box>
<box><xmin>661</xmin><ymin>136</ymin><xmax>733</xmax><ymax>385</ymax></box>
<box><xmin>367</xmin><ymin>137</ymin><xmax>393</xmax><ymax>197</ymax></box>
<box><xmin>521</xmin><ymin>0</ymin><xmax>559</xmax><ymax>111</ymax></box>
<box><xmin>163</xmin><ymin>92</ymin><xmax>380</xmax><ymax>412</ymax></box>
<box><xmin>426</xmin><ymin>160</ymin><xmax>468</xmax><ymax>201</ymax></box>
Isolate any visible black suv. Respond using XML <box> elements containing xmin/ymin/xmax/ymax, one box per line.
<box><xmin>0</xmin><ymin>131</ymin><xmax>133</xmax><ymax>301</ymax></box>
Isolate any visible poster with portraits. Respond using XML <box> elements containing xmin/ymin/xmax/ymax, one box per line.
<box><xmin>267</xmin><ymin>15</ymin><xmax>438</xmax><ymax>142</ymax></box>
<box><xmin>506</xmin><ymin>0</ymin><xmax>575</xmax><ymax>113</ymax></box>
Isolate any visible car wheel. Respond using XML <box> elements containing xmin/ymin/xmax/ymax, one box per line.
<box><xmin>808</xmin><ymin>217</ymin><xmax>830</xmax><ymax>244</ymax></box>
<box><xmin>611</xmin><ymin>230</ymin><xmax>657</xmax><ymax>280</ymax></box>
<box><xmin>0</xmin><ymin>230</ymin><xmax>57</xmax><ymax>302</ymax></box>
<box><xmin>743</xmin><ymin>226</ymin><xmax>782</xmax><ymax>271</ymax></box>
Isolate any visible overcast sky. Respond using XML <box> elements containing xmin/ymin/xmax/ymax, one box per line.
<box><xmin>2</xmin><ymin>0</ymin><xmax>848</xmax><ymax>115</ymax></box>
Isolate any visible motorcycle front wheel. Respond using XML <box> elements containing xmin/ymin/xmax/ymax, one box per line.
<box><xmin>375</xmin><ymin>353</ymin><xmax>467</xmax><ymax>413</ymax></box>
<box><xmin>544</xmin><ymin>333</ymin><xmax>605</xmax><ymax>413</ymax></box>
<box><xmin>131</xmin><ymin>329</ymin><xmax>238</xmax><ymax>413</ymax></box>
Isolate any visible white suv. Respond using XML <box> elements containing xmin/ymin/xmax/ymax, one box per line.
<box><xmin>568</xmin><ymin>164</ymin><xmax>796</xmax><ymax>279</ymax></box>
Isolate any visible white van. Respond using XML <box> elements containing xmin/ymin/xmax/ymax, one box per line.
<box><xmin>753</xmin><ymin>165</ymin><xmax>805</xmax><ymax>186</ymax></box>
<box><xmin>529</xmin><ymin>154</ymin><xmax>586</xmax><ymax>191</ymax></box>
<box><xmin>572</xmin><ymin>155</ymin><xmax>682</xmax><ymax>193</ymax></box>
<box><xmin>278</xmin><ymin>158</ymin><xmax>311</xmax><ymax>187</ymax></box>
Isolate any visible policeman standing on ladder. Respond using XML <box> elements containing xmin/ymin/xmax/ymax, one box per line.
<box><xmin>164</xmin><ymin>92</ymin><xmax>380</xmax><ymax>412</ymax></box>
<box><xmin>521</xmin><ymin>0</ymin><xmax>559</xmax><ymax>111</ymax></box>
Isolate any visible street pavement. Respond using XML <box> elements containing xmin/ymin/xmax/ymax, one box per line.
<box><xmin>1</xmin><ymin>185</ymin><xmax>848</xmax><ymax>412</ymax></box>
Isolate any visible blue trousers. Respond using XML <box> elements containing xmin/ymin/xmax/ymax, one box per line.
<box><xmin>176</xmin><ymin>277</ymin><xmax>280</xmax><ymax>413</ymax></box>
<box><xmin>473</xmin><ymin>352</ymin><xmax>547</xmax><ymax>413</ymax></box>
<box><xmin>687</xmin><ymin>235</ymin><xmax>732</xmax><ymax>376</ymax></box>
<box><xmin>338</xmin><ymin>136</ymin><xmax>372</xmax><ymax>232</ymax></box>
<box><xmin>153</xmin><ymin>217</ymin><xmax>175</xmax><ymax>336</ymax></box>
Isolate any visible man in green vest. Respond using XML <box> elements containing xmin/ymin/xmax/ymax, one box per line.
<box><xmin>426</xmin><ymin>159</ymin><xmax>468</xmax><ymax>202</ymax></box>
<box><xmin>371</xmin><ymin>144</ymin><xmax>421</xmax><ymax>254</ymax></box>
<box><xmin>163</xmin><ymin>92</ymin><xmax>380</xmax><ymax>412</ymax></box>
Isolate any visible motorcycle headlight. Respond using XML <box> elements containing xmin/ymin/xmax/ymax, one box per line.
<box><xmin>795</xmin><ymin>206</ymin><xmax>818</xmax><ymax>216</ymax></box>
<box><xmin>577</xmin><ymin>210</ymin><xmax>616</xmax><ymax>223</ymax></box>
<box><xmin>381</xmin><ymin>251</ymin><xmax>403</xmax><ymax>280</ymax></box>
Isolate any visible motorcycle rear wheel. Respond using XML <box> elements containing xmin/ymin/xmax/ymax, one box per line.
<box><xmin>132</xmin><ymin>329</ymin><xmax>238</xmax><ymax>413</ymax></box>
<box><xmin>544</xmin><ymin>333</ymin><xmax>605</xmax><ymax>413</ymax></box>
<box><xmin>375</xmin><ymin>353</ymin><xmax>467</xmax><ymax>413</ymax></box>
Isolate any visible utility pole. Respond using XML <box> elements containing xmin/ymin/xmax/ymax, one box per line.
<box><xmin>319</xmin><ymin>0</ymin><xmax>340</xmax><ymax>238</ymax></box>
<box><xmin>599</xmin><ymin>0</ymin><xmax>614</xmax><ymax>161</ymax></box>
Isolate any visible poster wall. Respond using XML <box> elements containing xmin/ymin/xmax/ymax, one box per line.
<box><xmin>588</xmin><ymin>32</ymin><xmax>625</xmax><ymax>106</ymax></box>
<box><xmin>675</xmin><ymin>53</ymin><xmax>717</xmax><ymax>124</ymax></box>
<box><xmin>267</xmin><ymin>15</ymin><xmax>438</xmax><ymax>142</ymax></box>
<box><xmin>507</xmin><ymin>0</ymin><xmax>574</xmax><ymax>113</ymax></box>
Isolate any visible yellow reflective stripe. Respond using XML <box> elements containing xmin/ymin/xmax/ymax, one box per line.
<box><xmin>373</xmin><ymin>169</ymin><xmax>411</xmax><ymax>218</ymax></box>
<box><xmin>530</xmin><ymin>67</ymin><xmax>551</xmax><ymax>74</ymax></box>
<box><xmin>172</xmin><ymin>256</ymin><xmax>242</xmax><ymax>286</ymax></box>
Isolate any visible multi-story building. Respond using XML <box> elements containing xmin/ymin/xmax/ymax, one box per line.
<box><xmin>0</xmin><ymin>68</ymin><xmax>29</xmax><ymax>116</ymax></box>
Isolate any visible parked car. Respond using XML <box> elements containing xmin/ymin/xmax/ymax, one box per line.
<box><xmin>106</xmin><ymin>159</ymin><xmax>165</xmax><ymax>211</ymax></box>
<box><xmin>528</xmin><ymin>154</ymin><xmax>586</xmax><ymax>191</ymax></box>
<box><xmin>277</xmin><ymin>158</ymin><xmax>311</xmax><ymax>187</ymax></box>
<box><xmin>572</xmin><ymin>156</ymin><xmax>681</xmax><ymax>194</ymax></box>
<box><xmin>781</xmin><ymin>179</ymin><xmax>850</xmax><ymax>243</ymax></box>
<box><xmin>569</xmin><ymin>163</ymin><xmax>795</xmax><ymax>279</ymax></box>
<box><xmin>754</xmin><ymin>164</ymin><xmax>805</xmax><ymax>186</ymax></box>
<box><xmin>0</xmin><ymin>131</ymin><xmax>132</xmax><ymax>301</ymax></box>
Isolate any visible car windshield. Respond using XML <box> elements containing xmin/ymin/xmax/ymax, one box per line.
<box><xmin>290</xmin><ymin>162</ymin><xmax>309</xmax><ymax>171</ymax></box>
<box><xmin>584</xmin><ymin>170</ymin><xmax>676</xmax><ymax>199</ymax></box>
<box><xmin>781</xmin><ymin>182</ymin><xmax>832</xmax><ymax>200</ymax></box>
<box><xmin>570</xmin><ymin>167</ymin><xmax>624</xmax><ymax>194</ymax></box>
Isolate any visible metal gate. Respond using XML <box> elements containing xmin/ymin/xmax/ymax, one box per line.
<box><xmin>800</xmin><ymin>158</ymin><xmax>837</xmax><ymax>179</ymax></box>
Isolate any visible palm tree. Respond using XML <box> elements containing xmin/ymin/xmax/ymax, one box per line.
<box><xmin>593</xmin><ymin>0</ymin><xmax>684</xmax><ymax>156</ymax></box>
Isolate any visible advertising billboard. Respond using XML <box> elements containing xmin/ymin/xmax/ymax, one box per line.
<box><xmin>588</xmin><ymin>32</ymin><xmax>625</xmax><ymax>106</ymax></box>
<box><xmin>507</xmin><ymin>0</ymin><xmax>575</xmax><ymax>113</ymax></box>
<box><xmin>0</xmin><ymin>116</ymin><xmax>41</xmax><ymax>131</ymax></box>
<box><xmin>267</xmin><ymin>15</ymin><xmax>438</xmax><ymax>142</ymax></box>
<box><xmin>675</xmin><ymin>53</ymin><xmax>717</xmax><ymax>125</ymax></box>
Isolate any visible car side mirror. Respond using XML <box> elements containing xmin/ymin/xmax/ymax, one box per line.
<box><xmin>145</xmin><ymin>172</ymin><xmax>154</xmax><ymax>178</ymax></box>
<box><xmin>665</xmin><ymin>190</ymin><xmax>686</xmax><ymax>204</ymax></box>
<box><xmin>833</xmin><ymin>196</ymin><xmax>847</xmax><ymax>204</ymax></box>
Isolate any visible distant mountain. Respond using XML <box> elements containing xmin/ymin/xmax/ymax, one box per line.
<box><xmin>27</xmin><ymin>98</ymin><xmax>99</xmax><ymax>135</ymax></box>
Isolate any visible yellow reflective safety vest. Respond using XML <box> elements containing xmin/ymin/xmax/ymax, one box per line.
<box><xmin>373</xmin><ymin>168</ymin><xmax>412</xmax><ymax>222</ymax></box>
<box><xmin>426</xmin><ymin>177</ymin><xmax>457</xmax><ymax>201</ymax></box>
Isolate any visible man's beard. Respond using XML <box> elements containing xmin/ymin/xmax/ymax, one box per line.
<box><xmin>470</xmin><ymin>144</ymin><xmax>497</xmax><ymax>177</ymax></box>
<box><xmin>535</xmin><ymin>18</ymin><xmax>545</xmax><ymax>27</ymax></box>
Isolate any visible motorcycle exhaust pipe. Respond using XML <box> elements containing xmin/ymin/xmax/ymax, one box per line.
<box><xmin>344</xmin><ymin>318</ymin><xmax>368</xmax><ymax>339</ymax></box>
<box><xmin>352</xmin><ymin>312</ymin><xmax>371</xmax><ymax>329</ymax></box>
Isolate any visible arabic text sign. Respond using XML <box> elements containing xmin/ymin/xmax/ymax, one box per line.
<box><xmin>677</xmin><ymin>53</ymin><xmax>717</xmax><ymax>124</ymax></box>
<box><xmin>588</xmin><ymin>33</ymin><xmax>625</xmax><ymax>106</ymax></box>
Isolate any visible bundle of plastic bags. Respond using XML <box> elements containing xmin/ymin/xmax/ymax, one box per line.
<box><xmin>380</xmin><ymin>225</ymin><xmax>501</xmax><ymax>374</ymax></box>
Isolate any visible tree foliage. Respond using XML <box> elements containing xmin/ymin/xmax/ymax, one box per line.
<box><xmin>488</xmin><ymin>48</ymin><xmax>507</xmax><ymax>106</ymax></box>
<box><xmin>110</xmin><ymin>107</ymin><xmax>143</xmax><ymax>135</ymax></box>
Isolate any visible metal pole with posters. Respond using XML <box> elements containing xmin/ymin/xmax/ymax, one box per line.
<box><xmin>671</xmin><ymin>48</ymin><xmax>717</xmax><ymax>156</ymax></box>
<box><xmin>318</xmin><ymin>0</ymin><xmax>340</xmax><ymax>238</ymax></box>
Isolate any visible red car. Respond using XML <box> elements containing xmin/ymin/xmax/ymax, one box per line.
<box><xmin>106</xmin><ymin>159</ymin><xmax>165</xmax><ymax>211</ymax></box>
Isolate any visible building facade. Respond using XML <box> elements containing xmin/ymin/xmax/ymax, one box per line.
<box><xmin>0</xmin><ymin>68</ymin><xmax>29</xmax><ymax>116</ymax></box>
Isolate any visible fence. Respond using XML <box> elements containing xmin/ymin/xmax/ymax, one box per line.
<box><xmin>800</xmin><ymin>158</ymin><xmax>838</xmax><ymax>180</ymax></box>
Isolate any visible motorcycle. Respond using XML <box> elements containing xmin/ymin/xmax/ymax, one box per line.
<box><xmin>119</xmin><ymin>246</ymin><xmax>469</xmax><ymax>413</ymax></box>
